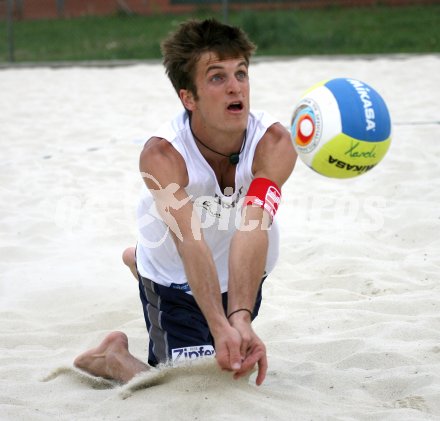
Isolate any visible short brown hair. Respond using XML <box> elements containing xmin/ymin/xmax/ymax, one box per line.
<box><xmin>161</xmin><ymin>18</ymin><xmax>256</xmax><ymax>98</ymax></box>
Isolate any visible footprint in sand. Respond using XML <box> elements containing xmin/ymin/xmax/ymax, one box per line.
<box><xmin>393</xmin><ymin>395</ymin><xmax>429</xmax><ymax>412</ymax></box>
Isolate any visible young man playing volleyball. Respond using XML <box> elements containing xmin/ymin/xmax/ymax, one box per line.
<box><xmin>74</xmin><ymin>18</ymin><xmax>297</xmax><ymax>385</ymax></box>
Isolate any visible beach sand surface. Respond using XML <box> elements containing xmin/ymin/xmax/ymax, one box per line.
<box><xmin>1</xmin><ymin>55</ymin><xmax>439</xmax><ymax>420</ymax></box>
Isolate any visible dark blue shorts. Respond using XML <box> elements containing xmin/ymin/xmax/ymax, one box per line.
<box><xmin>138</xmin><ymin>275</ymin><xmax>265</xmax><ymax>367</ymax></box>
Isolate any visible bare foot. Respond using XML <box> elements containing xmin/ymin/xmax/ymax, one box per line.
<box><xmin>74</xmin><ymin>331</ymin><xmax>148</xmax><ymax>383</ymax></box>
<box><xmin>122</xmin><ymin>247</ymin><xmax>138</xmax><ymax>281</ymax></box>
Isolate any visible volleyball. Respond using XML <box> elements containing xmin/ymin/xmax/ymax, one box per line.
<box><xmin>290</xmin><ymin>78</ymin><xmax>392</xmax><ymax>178</ymax></box>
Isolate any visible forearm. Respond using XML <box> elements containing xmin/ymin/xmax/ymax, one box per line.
<box><xmin>177</xmin><ymin>239</ymin><xmax>229</xmax><ymax>335</ymax></box>
<box><xmin>227</xmin><ymin>225</ymin><xmax>269</xmax><ymax>386</ymax></box>
<box><xmin>227</xmin><ymin>227</ymin><xmax>268</xmax><ymax>317</ymax></box>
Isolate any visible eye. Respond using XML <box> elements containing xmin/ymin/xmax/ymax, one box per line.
<box><xmin>209</xmin><ymin>74</ymin><xmax>224</xmax><ymax>83</ymax></box>
<box><xmin>236</xmin><ymin>70</ymin><xmax>248</xmax><ymax>81</ymax></box>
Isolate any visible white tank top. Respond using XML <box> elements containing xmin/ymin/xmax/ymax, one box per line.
<box><xmin>136</xmin><ymin>109</ymin><xmax>280</xmax><ymax>294</ymax></box>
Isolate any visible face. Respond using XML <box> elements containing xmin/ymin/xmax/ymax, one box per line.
<box><xmin>180</xmin><ymin>52</ymin><xmax>250</xmax><ymax>135</ymax></box>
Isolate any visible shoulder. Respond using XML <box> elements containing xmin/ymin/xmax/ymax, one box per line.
<box><xmin>248</xmin><ymin>110</ymin><xmax>290</xmax><ymax>150</ymax></box>
<box><xmin>140</xmin><ymin>137</ymin><xmax>188</xmax><ymax>189</ymax></box>
<box><xmin>252</xmin><ymin>122</ymin><xmax>297</xmax><ymax>186</ymax></box>
<box><xmin>259</xmin><ymin>122</ymin><xmax>291</xmax><ymax>147</ymax></box>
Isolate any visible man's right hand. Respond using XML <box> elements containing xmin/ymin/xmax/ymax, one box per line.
<box><xmin>213</xmin><ymin>324</ymin><xmax>244</xmax><ymax>373</ymax></box>
<box><xmin>212</xmin><ymin>320</ymin><xmax>267</xmax><ymax>385</ymax></box>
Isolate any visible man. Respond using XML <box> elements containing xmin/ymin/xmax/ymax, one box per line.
<box><xmin>74</xmin><ymin>18</ymin><xmax>297</xmax><ymax>386</ymax></box>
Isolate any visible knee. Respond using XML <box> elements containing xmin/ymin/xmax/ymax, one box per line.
<box><xmin>122</xmin><ymin>247</ymin><xmax>135</xmax><ymax>267</ymax></box>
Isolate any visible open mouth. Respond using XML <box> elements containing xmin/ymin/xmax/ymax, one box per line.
<box><xmin>227</xmin><ymin>101</ymin><xmax>243</xmax><ymax>111</ymax></box>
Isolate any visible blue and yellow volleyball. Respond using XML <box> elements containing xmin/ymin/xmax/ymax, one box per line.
<box><xmin>290</xmin><ymin>78</ymin><xmax>392</xmax><ymax>178</ymax></box>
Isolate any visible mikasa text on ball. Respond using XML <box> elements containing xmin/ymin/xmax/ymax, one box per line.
<box><xmin>290</xmin><ymin>78</ymin><xmax>392</xmax><ymax>178</ymax></box>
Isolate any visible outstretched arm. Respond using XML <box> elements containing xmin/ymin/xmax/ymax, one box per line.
<box><xmin>227</xmin><ymin>122</ymin><xmax>297</xmax><ymax>385</ymax></box>
<box><xmin>140</xmin><ymin>137</ymin><xmax>244</xmax><ymax>373</ymax></box>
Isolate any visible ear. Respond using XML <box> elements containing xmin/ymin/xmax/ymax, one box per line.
<box><xmin>179</xmin><ymin>89</ymin><xmax>196</xmax><ymax>111</ymax></box>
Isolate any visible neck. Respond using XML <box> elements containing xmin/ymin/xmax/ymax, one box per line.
<box><xmin>190</xmin><ymin>120</ymin><xmax>247</xmax><ymax>165</ymax></box>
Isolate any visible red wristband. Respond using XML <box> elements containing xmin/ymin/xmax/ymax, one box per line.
<box><xmin>245</xmin><ymin>177</ymin><xmax>281</xmax><ymax>220</ymax></box>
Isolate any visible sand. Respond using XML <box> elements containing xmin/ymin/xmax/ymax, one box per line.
<box><xmin>1</xmin><ymin>54</ymin><xmax>439</xmax><ymax>420</ymax></box>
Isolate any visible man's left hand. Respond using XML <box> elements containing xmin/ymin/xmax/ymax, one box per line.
<box><xmin>228</xmin><ymin>315</ymin><xmax>267</xmax><ymax>385</ymax></box>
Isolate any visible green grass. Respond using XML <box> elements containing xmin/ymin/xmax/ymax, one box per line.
<box><xmin>236</xmin><ymin>5</ymin><xmax>440</xmax><ymax>55</ymax></box>
<box><xmin>0</xmin><ymin>5</ymin><xmax>439</xmax><ymax>63</ymax></box>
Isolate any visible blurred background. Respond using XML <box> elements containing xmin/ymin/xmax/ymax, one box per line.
<box><xmin>0</xmin><ymin>0</ymin><xmax>439</xmax><ymax>63</ymax></box>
